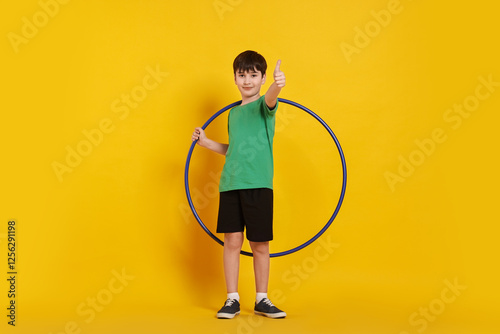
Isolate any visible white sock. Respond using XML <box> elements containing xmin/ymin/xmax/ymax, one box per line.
<box><xmin>227</xmin><ymin>292</ymin><xmax>240</xmax><ymax>301</ymax></box>
<box><xmin>256</xmin><ymin>292</ymin><xmax>268</xmax><ymax>304</ymax></box>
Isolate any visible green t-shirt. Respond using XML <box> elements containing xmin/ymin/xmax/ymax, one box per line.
<box><xmin>219</xmin><ymin>96</ymin><xmax>277</xmax><ymax>192</ymax></box>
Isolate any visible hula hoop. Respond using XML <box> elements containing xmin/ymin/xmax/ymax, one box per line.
<box><xmin>184</xmin><ymin>98</ymin><xmax>347</xmax><ymax>257</ymax></box>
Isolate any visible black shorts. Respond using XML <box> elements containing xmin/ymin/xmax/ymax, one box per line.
<box><xmin>217</xmin><ymin>188</ymin><xmax>273</xmax><ymax>242</ymax></box>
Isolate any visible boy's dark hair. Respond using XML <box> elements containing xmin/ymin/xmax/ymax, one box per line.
<box><xmin>233</xmin><ymin>50</ymin><xmax>267</xmax><ymax>76</ymax></box>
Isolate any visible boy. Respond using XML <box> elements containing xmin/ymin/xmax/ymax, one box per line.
<box><xmin>191</xmin><ymin>50</ymin><xmax>286</xmax><ymax>319</ymax></box>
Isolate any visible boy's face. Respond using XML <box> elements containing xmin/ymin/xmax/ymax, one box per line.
<box><xmin>234</xmin><ymin>68</ymin><xmax>266</xmax><ymax>100</ymax></box>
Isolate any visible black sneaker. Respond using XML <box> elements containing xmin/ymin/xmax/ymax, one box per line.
<box><xmin>254</xmin><ymin>298</ymin><xmax>286</xmax><ymax>318</ymax></box>
<box><xmin>217</xmin><ymin>299</ymin><xmax>240</xmax><ymax>319</ymax></box>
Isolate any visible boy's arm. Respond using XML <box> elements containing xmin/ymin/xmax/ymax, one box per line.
<box><xmin>192</xmin><ymin>127</ymin><xmax>228</xmax><ymax>155</ymax></box>
<box><xmin>265</xmin><ymin>60</ymin><xmax>286</xmax><ymax>110</ymax></box>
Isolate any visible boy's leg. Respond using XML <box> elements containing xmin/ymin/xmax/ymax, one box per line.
<box><xmin>250</xmin><ymin>240</ymin><xmax>286</xmax><ymax>319</ymax></box>
<box><xmin>217</xmin><ymin>232</ymin><xmax>243</xmax><ymax>319</ymax></box>
<box><xmin>249</xmin><ymin>241</ymin><xmax>270</xmax><ymax>293</ymax></box>
<box><xmin>224</xmin><ymin>232</ymin><xmax>244</xmax><ymax>293</ymax></box>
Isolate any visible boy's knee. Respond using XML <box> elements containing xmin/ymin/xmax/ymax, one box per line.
<box><xmin>224</xmin><ymin>233</ymin><xmax>244</xmax><ymax>249</ymax></box>
<box><xmin>249</xmin><ymin>241</ymin><xmax>269</xmax><ymax>255</ymax></box>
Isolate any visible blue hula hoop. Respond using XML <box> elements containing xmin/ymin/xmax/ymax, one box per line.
<box><xmin>184</xmin><ymin>98</ymin><xmax>347</xmax><ymax>257</ymax></box>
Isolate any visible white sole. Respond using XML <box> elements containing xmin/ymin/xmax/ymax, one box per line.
<box><xmin>217</xmin><ymin>311</ymin><xmax>240</xmax><ymax>319</ymax></box>
<box><xmin>254</xmin><ymin>310</ymin><xmax>287</xmax><ymax>319</ymax></box>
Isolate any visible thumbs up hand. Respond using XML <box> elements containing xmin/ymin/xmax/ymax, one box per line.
<box><xmin>273</xmin><ymin>60</ymin><xmax>286</xmax><ymax>88</ymax></box>
<box><xmin>264</xmin><ymin>59</ymin><xmax>286</xmax><ymax>109</ymax></box>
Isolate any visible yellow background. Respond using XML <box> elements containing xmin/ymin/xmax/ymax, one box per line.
<box><xmin>1</xmin><ymin>0</ymin><xmax>499</xmax><ymax>333</ymax></box>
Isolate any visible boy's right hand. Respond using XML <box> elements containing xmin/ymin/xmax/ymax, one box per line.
<box><xmin>191</xmin><ymin>127</ymin><xmax>228</xmax><ymax>155</ymax></box>
<box><xmin>192</xmin><ymin>127</ymin><xmax>206</xmax><ymax>146</ymax></box>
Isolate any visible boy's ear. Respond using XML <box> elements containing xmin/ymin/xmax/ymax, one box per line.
<box><xmin>262</xmin><ymin>73</ymin><xmax>266</xmax><ymax>85</ymax></box>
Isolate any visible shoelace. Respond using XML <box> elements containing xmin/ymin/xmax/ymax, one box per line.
<box><xmin>225</xmin><ymin>299</ymin><xmax>236</xmax><ymax>307</ymax></box>
<box><xmin>262</xmin><ymin>298</ymin><xmax>274</xmax><ymax>307</ymax></box>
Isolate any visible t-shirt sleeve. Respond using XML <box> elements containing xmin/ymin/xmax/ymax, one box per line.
<box><xmin>262</xmin><ymin>96</ymin><xmax>278</xmax><ymax>117</ymax></box>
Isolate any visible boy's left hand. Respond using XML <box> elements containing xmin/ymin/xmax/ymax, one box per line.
<box><xmin>273</xmin><ymin>60</ymin><xmax>286</xmax><ymax>88</ymax></box>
